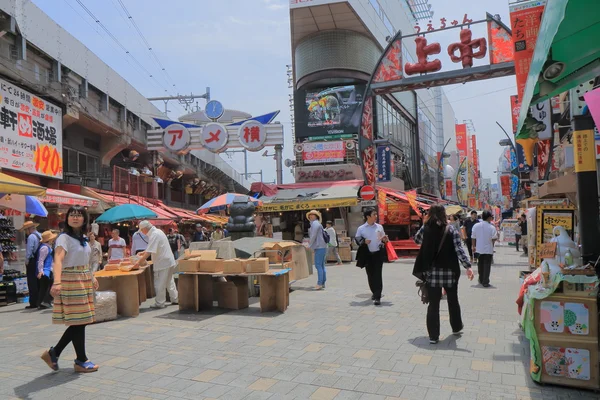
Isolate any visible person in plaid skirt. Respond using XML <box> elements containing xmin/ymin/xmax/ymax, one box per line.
<box><xmin>414</xmin><ymin>205</ymin><xmax>474</xmax><ymax>344</ymax></box>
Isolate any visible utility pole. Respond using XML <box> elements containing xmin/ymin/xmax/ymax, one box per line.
<box><xmin>148</xmin><ymin>87</ymin><xmax>211</xmax><ymax>114</ymax></box>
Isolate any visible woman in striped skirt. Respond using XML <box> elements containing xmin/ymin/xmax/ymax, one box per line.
<box><xmin>41</xmin><ymin>205</ymin><xmax>99</xmax><ymax>373</ymax></box>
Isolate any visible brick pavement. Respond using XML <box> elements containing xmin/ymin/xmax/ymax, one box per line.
<box><xmin>0</xmin><ymin>245</ymin><xmax>598</xmax><ymax>400</ymax></box>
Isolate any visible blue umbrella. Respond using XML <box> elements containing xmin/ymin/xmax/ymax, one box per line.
<box><xmin>96</xmin><ymin>204</ymin><xmax>157</xmax><ymax>223</ymax></box>
<box><xmin>0</xmin><ymin>193</ymin><xmax>48</xmax><ymax>217</ymax></box>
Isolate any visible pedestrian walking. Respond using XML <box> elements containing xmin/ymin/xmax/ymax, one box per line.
<box><xmin>107</xmin><ymin>229</ymin><xmax>126</xmax><ymax>261</ymax></box>
<box><xmin>36</xmin><ymin>230</ymin><xmax>57</xmax><ymax>309</ymax></box>
<box><xmin>355</xmin><ymin>208</ymin><xmax>389</xmax><ymax>306</ymax></box>
<box><xmin>167</xmin><ymin>228</ymin><xmax>181</xmax><ymax>259</ymax></box>
<box><xmin>192</xmin><ymin>224</ymin><xmax>206</xmax><ymax>242</ymax></box>
<box><xmin>21</xmin><ymin>221</ymin><xmax>41</xmax><ymax>309</ymax></box>
<box><xmin>461</xmin><ymin>210</ymin><xmax>479</xmax><ymax>262</ymax></box>
<box><xmin>325</xmin><ymin>221</ymin><xmax>342</xmax><ymax>265</ymax></box>
<box><xmin>133</xmin><ymin>221</ymin><xmax>179</xmax><ymax>309</ymax></box>
<box><xmin>88</xmin><ymin>233</ymin><xmax>103</xmax><ymax>272</ymax></box>
<box><xmin>449</xmin><ymin>214</ymin><xmax>460</xmax><ymax>231</ymax></box>
<box><xmin>41</xmin><ymin>205</ymin><xmax>99</xmax><ymax>373</ymax></box>
<box><xmin>518</xmin><ymin>214</ymin><xmax>528</xmax><ymax>255</ymax></box>
<box><xmin>472</xmin><ymin>210</ymin><xmax>498</xmax><ymax>287</ymax></box>
<box><xmin>413</xmin><ymin>205</ymin><xmax>473</xmax><ymax>344</ymax></box>
<box><xmin>514</xmin><ymin>218</ymin><xmax>522</xmax><ymax>252</ymax></box>
<box><xmin>307</xmin><ymin>210</ymin><xmax>327</xmax><ymax>290</ymax></box>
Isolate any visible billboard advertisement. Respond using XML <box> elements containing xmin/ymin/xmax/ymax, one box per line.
<box><xmin>302</xmin><ymin>141</ymin><xmax>345</xmax><ymax>164</ymax></box>
<box><xmin>0</xmin><ymin>78</ymin><xmax>63</xmax><ymax>178</ymax></box>
<box><xmin>294</xmin><ymin>85</ymin><xmax>365</xmax><ymax>139</ymax></box>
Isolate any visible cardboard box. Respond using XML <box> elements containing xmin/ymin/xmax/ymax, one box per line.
<box><xmin>178</xmin><ymin>257</ymin><xmax>202</xmax><ymax>272</ymax></box>
<box><xmin>223</xmin><ymin>259</ymin><xmax>247</xmax><ymax>274</ymax></box>
<box><xmin>216</xmin><ymin>280</ymin><xmax>249</xmax><ymax>310</ymax></box>
<box><xmin>183</xmin><ymin>249</ymin><xmax>217</xmax><ymax>260</ymax></box>
<box><xmin>246</xmin><ymin>257</ymin><xmax>269</xmax><ymax>273</ymax></box>
<box><xmin>262</xmin><ymin>241</ymin><xmax>297</xmax><ymax>262</ymax></box>
<box><xmin>199</xmin><ymin>259</ymin><xmax>224</xmax><ymax>273</ymax></box>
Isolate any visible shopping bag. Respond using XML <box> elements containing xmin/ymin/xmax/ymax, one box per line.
<box><xmin>385</xmin><ymin>241</ymin><xmax>398</xmax><ymax>262</ymax></box>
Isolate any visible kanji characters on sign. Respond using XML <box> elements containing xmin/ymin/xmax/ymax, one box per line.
<box><xmin>0</xmin><ymin>77</ymin><xmax>63</xmax><ymax>178</ymax></box>
<box><xmin>200</xmin><ymin>122</ymin><xmax>229</xmax><ymax>153</ymax></box>
<box><xmin>238</xmin><ymin>120</ymin><xmax>267</xmax><ymax>151</ymax></box>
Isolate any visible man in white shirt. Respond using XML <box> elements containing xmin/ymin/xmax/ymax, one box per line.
<box><xmin>133</xmin><ymin>221</ymin><xmax>179</xmax><ymax>309</ymax></box>
<box><xmin>325</xmin><ymin>221</ymin><xmax>342</xmax><ymax>265</ymax></box>
<box><xmin>131</xmin><ymin>229</ymin><xmax>149</xmax><ymax>255</ymax></box>
<box><xmin>355</xmin><ymin>208</ymin><xmax>389</xmax><ymax>305</ymax></box>
<box><xmin>471</xmin><ymin>210</ymin><xmax>498</xmax><ymax>288</ymax></box>
<box><xmin>108</xmin><ymin>229</ymin><xmax>126</xmax><ymax>260</ymax></box>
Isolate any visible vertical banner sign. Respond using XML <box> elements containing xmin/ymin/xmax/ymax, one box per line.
<box><xmin>573</xmin><ymin>128</ymin><xmax>596</xmax><ymax>172</ymax></box>
<box><xmin>377</xmin><ymin>145</ymin><xmax>391</xmax><ymax>182</ymax></box>
<box><xmin>509</xmin><ymin>0</ymin><xmax>546</xmax><ymax>102</ymax></box>
<box><xmin>471</xmin><ymin>136</ymin><xmax>479</xmax><ymax>192</ymax></box>
<box><xmin>530</xmin><ymin>99</ymin><xmax>552</xmax><ymax>140</ymax></box>
<box><xmin>510</xmin><ymin>95</ymin><xmax>520</xmax><ymax>133</ymax></box>
<box><xmin>536</xmin><ymin>139</ymin><xmax>551</xmax><ymax>180</ymax></box>
<box><xmin>445</xmin><ymin>180</ymin><xmax>453</xmax><ymax>197</ymax></box>
<box><xmin>455</xmin><ymin>124</ymin><xmax>469</xmax><ymax>203</ymax></box>
<box><xmin>500</xmin><ymin>174</ymin><xmax>511</xmax><ymax>196</ymax></box>
<box><xmin>377</xmin><ymin>189</ymin><xmax>387</xmax><ymax>225</ymax></box>
<box><xmin>0</xmin><ymin>78</ymin><xmax>63</xmax><ymax>178</ymax></box>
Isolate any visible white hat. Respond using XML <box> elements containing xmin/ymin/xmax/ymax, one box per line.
<box><xmin>139</xmin><ymin>220</ymin><xmax>153</xmax><ymax>230</ymax></box>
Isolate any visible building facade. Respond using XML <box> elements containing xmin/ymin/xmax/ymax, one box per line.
<box><xmin>289</xmin><ymin>0</ymin><xmax>457</xmax><ymax>196</ymax></box>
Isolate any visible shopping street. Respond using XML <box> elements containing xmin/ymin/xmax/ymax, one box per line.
<box><xmin>0</xmin><ymin>245</ymin><xmax>595</xmax><ymax>400</ymax></box>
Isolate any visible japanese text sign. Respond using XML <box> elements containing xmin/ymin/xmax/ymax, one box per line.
<box><xmin>377</xmin><ymin>145</ymin><xmax>391</xmax><ymax>182</ymax></box>
<box><xmin>302</xmin><ymin>141</ymin><xmax>345</xmax><ymax>164</ymax></box>
<box><xmin>386</xmin><ymin>202</ymin><xmax>411</xmax><ymax>225</ymax></box>
<box><xmin>510</xmin><ymin>95</ymin><xmax>520</xmax><ymax>134</ymax></box>
<box><xmin>445</xmin><ymin>180</ymin><xmax>453</xmax><ymax>197</ymax></box>
<box><xmin>238</xmin><ymin>120</ymin><xmax>267</xmax><ymax>151</ymax></box>
<box><xmin>455</xmin><ymin>124</ymin><xmax>468</xmax><ymax>161</ymax></box>
<box><xmin>573</xmin><ymin>129</ymin><xmax>596</xmax><ymax>173</ymax></box>
<box><xmin>530</xmin><ymin>99</ymin><xmax>552</xmax><ymax>140</ymax></box>
<box><xmin>163</xmin><ymin>124</ymin><xmax>191</xmax><ymax>152</ymax></box>
<box><xmin>509</xmin><ymin>0</ymin><xmax>546</xmax><ymax>102</ymax></box>
<box><xmin>500</xmin><ymin>174</ymin><xmax>511</xmax><ymax>196</ymax></box>
<box><xmin>200</xmin><ymin>122</ymin><xmax>228</xmax><ymax>153</ymax></box>
<box><xmin>0</xmin><ymin>78</ymin><xmax>63</xmax><ymax>178</ymax></box>
<box><xmin>538</xmin><ymin>242</ymin><xmax>557</xmax><ymax>259</ymax></box>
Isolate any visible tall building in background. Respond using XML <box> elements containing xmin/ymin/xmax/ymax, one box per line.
<box><xmin>289</xmin><ymin>0</ymin><xmax>456</xmax><ymax>195</ymax></box>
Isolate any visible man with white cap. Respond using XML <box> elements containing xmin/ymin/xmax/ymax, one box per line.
<box><xmin>133</xmin><ymin>220</ymin><xmax>178</xmax><ymax>308</ymax></box>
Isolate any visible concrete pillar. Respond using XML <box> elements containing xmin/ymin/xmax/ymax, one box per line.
<box><xmin>80</xmin><ymin>79</ymin><xmax>88</xmax><ymax>99</ymax></box>
<box><xmin>100</xmin><ymin>134</ymin><xmax>131</xmax><ymax>167</ymax></box>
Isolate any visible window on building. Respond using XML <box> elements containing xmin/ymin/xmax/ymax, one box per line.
<box><xmin>63</xmin><ymin>147</ymin><xmax>99</xmax><ymax>176</ymax></box>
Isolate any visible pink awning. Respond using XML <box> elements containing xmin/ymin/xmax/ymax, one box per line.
<box><xmin>41</xmin><ymin>189</ymin><xmax>100</xmax><ymax>208</ymax></box>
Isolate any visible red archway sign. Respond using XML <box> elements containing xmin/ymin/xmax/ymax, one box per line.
<box><xmin>359</xmin><ymin>185</ymin><xmax>376</xmax><ymax>201</ymax></box>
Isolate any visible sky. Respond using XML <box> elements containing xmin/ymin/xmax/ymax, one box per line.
<box><xmin>33</xmin><ymin>0</ymin><xmax>514</xmax><ymax>185</ymax></box>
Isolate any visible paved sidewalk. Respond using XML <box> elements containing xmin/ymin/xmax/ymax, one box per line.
<box><xmin>0</xmin><ymin>246</ymin><xmax>597</xmax><ymax>400</ymax></box>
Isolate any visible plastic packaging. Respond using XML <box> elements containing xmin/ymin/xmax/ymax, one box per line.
<box><xmin>94</xmin><ymin>291</ymin><xmax>117</xmax><ymax>323</ymax></box>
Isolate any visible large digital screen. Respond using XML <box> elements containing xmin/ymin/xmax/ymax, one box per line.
<box><xmin>294</xmin><ymin>85</ymin><xmax>365</xmax><ymax>139</ymax></box>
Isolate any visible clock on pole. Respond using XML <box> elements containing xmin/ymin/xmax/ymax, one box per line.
<box><xmin>205</xmin><ymin>100</ymin><xmax>224</xmax><ymax>121</ymax></box>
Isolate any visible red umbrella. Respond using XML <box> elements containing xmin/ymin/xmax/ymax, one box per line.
<box><xmin>197</xmin><ymin>193</ymin><xmax>262</xmax><ymax>214</ymax></box>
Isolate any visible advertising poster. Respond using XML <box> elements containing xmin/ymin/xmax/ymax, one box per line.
<box><xmin>302</xmin><ymin>141</ymin><xmax>345</xmax><ymax>164</ymax></box>
<box><xmin>500</xmin><ymin>174</ymin><xmax>511</xmax><ymax>196</ymax></box>
<box><xmin>455</xmin><ymin>124</ymin><xmax>469</xmax><ymax>203</ymax></box>
<box><xmin>386</xmin><ymin>202</ymin><xmax>411</xmax><ymax>225</ymax></box>
<box><xmin>445</xmin><ymin>180</ymin><xmax>453</xmax><ymax>197</ymax></box>
<box><xmin>378</xmin><ymin>189</ymin><xmax>387</xmax><ymax>225</ymax></box>
<box><xmin>540</xmin><ymin>210</ymin><xmax>575</xmax><ymax>243</ymax></box>
<box><xmin>294</xmin><ymin>85</ymin><xmax>365</xmax><ymax>139</ymax></box>
<box><xmin>500</xmin><ymin>218</ymin><xmax>518</xmax><ymax>243</ymax></box>
<box><xmin>471</xmin><ymin>135</ymin><xmax>479</xmax><ymax>192</ymax></box>
<box><xmin>0</xmin><ymin>77</ymin><xmax>63</xmax><ymax>178</ymax></box>
<box><xmin>509</xmin><ymin>0</ymin><xmax>546</xmax><ymax>102</ymax></box>
<box><xmin>537</xmin><ymin>139</ymin><xmax>552</xmax><ymax>180</ymax></box>
<box><xmin>510</xmin><ymin>95</ymin><xmax>520</xmax><ymax>133</ymax></box>
<box><xmin>530</xmin><ymin>99</ymin><xmax>552</xmax><ymax>140</ymax></box>
<box><xmin>517</xmin><ymin>142</ymin><xmax>533</xmax><ymax>172</ymax></box>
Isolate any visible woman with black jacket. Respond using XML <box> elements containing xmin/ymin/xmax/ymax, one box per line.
<box><xmin>413</xmin><ymin>205</ymin><xmax>473</xmax><ymax>344</ymax></box>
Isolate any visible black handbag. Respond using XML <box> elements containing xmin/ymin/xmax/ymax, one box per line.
<box><xmin>415</xmin><ymin>226</ymin><xmax>449</xmax><ymax>304</ymax></box>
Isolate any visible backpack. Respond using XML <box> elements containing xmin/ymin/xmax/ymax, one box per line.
<box><xmin>321</xmin><ymin>227</ymin><xmax>330</xmax><ymax>244</ymax></box>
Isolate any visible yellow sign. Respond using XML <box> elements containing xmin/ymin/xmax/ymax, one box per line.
<box><xmin>573</xmin><ymin>129</ymin><xmax>596</xmax><ymax>172</ymax></box>
<box><xmin>541</xmin><ymin>212</ymin><xmax>573</xmax><ymax>243</ymax></box>
<box><xmin>257</xmin><ymin>197</ymin><xmax>358</xmax><ymax>212</ymax></box>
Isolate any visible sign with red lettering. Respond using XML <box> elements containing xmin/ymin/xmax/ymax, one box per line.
<box><xmin>200</xmin><ymin>122</ymin><xmax>228</xmax><ymax>153</ymax></box>
<box><xmin>0</xmin><ymin>77</ymin><xmax>63</xmax><ymax>178</ymax></box>
<box><xmin>445</xmin><ymin>180</ymin><xmax>453</xmax><ymax>196</ymax></box>
<box><xmin>510</xmin><ymin>95</ymin><xmax>520</xmax><ymax>134</ymax></box>
<box><xmin>500</xmin><ymin>174</ymin><xmax>511</xmax><ymax>196</ymax></box>
<box><xmin>509</xmin><ymin>1</ymin><xmax>546</xmax><ymax>102</ymax></box>
<box><xmin>302</xmin><ymin>141</ymin><xmax>345</xmax><ymax>164</ymax></box>
<box><xmin>163</xmin><ymin>124</ymin><xmax>191</xmax><ymax>152</ymax></box>
<box><xmin>238</xmin><ymin>120</ymin><xmax>267</xmax><ymax>151</ymax></box>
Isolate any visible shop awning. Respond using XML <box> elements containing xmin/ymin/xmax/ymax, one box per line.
<box><xmin>539</xmin><ymin>173</ymin><xmax>577</xmax><ymax>198</ymax></box>
<box><xmin>40</xmin><ymin>189</ymin><xmax>100</xmax><ymax>208</ymax></box>
<box><xmin>380</xmin><ymin>188</ymin><xmax>431</xmax><ymax>210</ymax></box>
<box><xmin>81</xmin><ymin>187</ymin><xmax>132</xmax><ymax>209</ymax></box>
<box><xmin>0</xmin><ymin>172</ymin><xmax>46</xmax><ymax>196</ymax></box>
<box><xmin>257</xmin><ymin>181</ymin><xmax>362</xmax><ymax>212</ymax></box>
<box><xmin>516</xmin><ymin>0</ymin><xmax>600</xmax><ymax>133</ymax></box>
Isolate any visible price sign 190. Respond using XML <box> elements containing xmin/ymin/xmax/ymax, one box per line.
<box><xmin>34</xmin><ymin>143</ymin><xmax>62</xmax><ymax>177</ymax></box>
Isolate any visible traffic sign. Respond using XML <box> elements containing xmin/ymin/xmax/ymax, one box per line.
<box><xmin>163</xmin><ymin>124</ymin><xmax>191</xmax><ymax>152</ymax></box>
<box><xmin>596</xmin><ymin>140</ymin><xmax>600</xmax><ymax>160</ymax></box>
<box><xmin>359</xmin><ymin>185</ymin><xmax>376</xmax><ymax>201</ymax></box>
